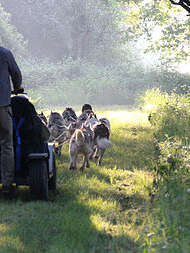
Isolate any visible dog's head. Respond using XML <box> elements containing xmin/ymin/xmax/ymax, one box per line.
<box><xmin>62</xmin><ymin>107</ymin><xmax>77</xmax><ymax>122</ymax></box>
<box><xmin>93</xmin><ymin>123</ymin><xmax>110</xmax><ymax>140</ymax></box>
<box><xmin>48</xmin><ymin>111</ymin><xmax>63</xmax><ymax>128</ymax></box>
<box><xmin>78</xmin><ymin>112</ymin><xmax>88</xmax><ymax>122</ymax></box>
<box><xmin>86</xmin><ymin>112</ymin><xmax>97</xmax><ymax>119</ymax></box>
<box><xmin>99</xmin><ymin>118</ymin><xmax>110</xmax><ymax>131</ymax></box>
<box><xmin>49</xmin><ymin>111</ymin><xmax>62</xmax><ymax>121</ymax></box>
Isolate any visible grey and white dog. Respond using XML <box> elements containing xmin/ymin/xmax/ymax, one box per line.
<box><xmin>62</xmin><ymin>107</ymin><xmax>77</xmax><ymax>126</ymax></box>
<box><xmin>68</xmin><ymin>125</ymin><xmax>94</xmax><ymax>171</ymax></box>
<box><xmin>48</xmin><ymin>111</ymin><xmax>69</xmax><ymax>155</ymax></box>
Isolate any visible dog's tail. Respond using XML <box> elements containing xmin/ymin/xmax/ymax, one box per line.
<box><xmin>75</xmin><ymin>129</ymin><xmax>85</xmax><ymax>145</ymax></box>
<box><xmin>96</xmin><ymin>137</ymin><xmax>112</xmax><ymax>149</ymax></box>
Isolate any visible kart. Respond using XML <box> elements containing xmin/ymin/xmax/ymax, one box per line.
<box><xmin>0</xmin><ymin>92</ymin><xmax>56</xmax><ymax>200</ymax></box>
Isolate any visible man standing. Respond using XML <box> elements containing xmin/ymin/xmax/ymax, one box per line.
<box><xmin>0</xmin><ymin>46</ymin><xmax>23</xmax><ymax>196</ymax></box>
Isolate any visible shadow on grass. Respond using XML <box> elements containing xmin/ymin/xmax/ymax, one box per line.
<box><xmin>73</xmin><ymin>169</ymin><xmax>147</xmax><ymax>210</ymax></box>
<box><xmin>0</xmin><ymin>119</ymin><xmax>154</xmax><ymax>252</ymax></box>
<box><xmin>56</xmin><ymin>166</ymin><xmax>150</xmax><ymax>231</ymax></box>
<box><xmin>0</xmin><ymin>178</ymin><xmax>140</xmax><ymax>253</ymax></box>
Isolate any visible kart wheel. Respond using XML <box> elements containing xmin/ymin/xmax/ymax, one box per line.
<box><xmin>28</xmin><ymin>160</ymin><xmax>48</xmax><ymax>201</ymax></box>
<box><xmin>48</xmin><ymin>152</ymin><xmax>57</xmax><ymax>190</ymax></box>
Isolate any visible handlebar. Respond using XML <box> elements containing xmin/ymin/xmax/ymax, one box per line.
<box><xmin>11</xmin><ymin>88</ymin><xmax>26</xmax><ymax>95</ymax></box>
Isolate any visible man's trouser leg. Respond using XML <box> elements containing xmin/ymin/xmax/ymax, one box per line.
<box><xmin>0</xmin><ymin>106</ymin><xmax>14</xmax><ymax>186</ymax></box>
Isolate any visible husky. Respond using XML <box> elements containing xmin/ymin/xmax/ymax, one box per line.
<box><xmin>62</xmin><ymin>107</ymin><xmax>77</xmax><ymax>126</ymax></box>
<box><xmin>68</xmin><ymin>126</ymin><xmax>94</xmax><ymax>171</ymax></box>
<box><xmin>78</xmin><ymin>111</ymin><xmax>112</xmax><ymax>166</ymax></box>
<box><xmin>83</xmin><ymin>113</ymin><xmax>112</xmax><ymax>166</ymax></box>
<box><xmin>48</xmin><ymin>111</ymin><xmax>63</xmax><ymax>128</ymax></box>
<box><xmin>68</xmin><ymin>121</ymin><xmax>112</xmax><ymax>170</ymax></box>
<box><xmin>78</xmin><ymin>110</ymin><xmax>97</xmax><ymax>127</ymax></box>
<box><xmin>38</xmin><ymin>112</ymin><xmax>48</xmax><ymax>126</ymax></box>
<box><xmin>84</xmin><ymin>112</ymin><xmax>98</xmax><ymax>129</ymax></box>
<box><xmin>66</xmin><ymin>111</ymin><xmax>97</xmax><ymax>144</ymax></box>
<box><xmin>99</xmin><ymin>118</ymin><xmax>111</xmax><ymax>132</ymax></box>
<box><xmin>92</xmin><ymin>123</ymin><xmax>112</xmax><ymax>166</ymax></box>
<box><xmin>48</xmin><ymin>111</ymin><xmax>68</xmax><ymax>155</ymax></box>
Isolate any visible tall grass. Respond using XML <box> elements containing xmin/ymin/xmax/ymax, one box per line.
<box><xmin>139</xmin><ymin>89</ymin><xmax>190</xmax><ymax>252</ymax></box>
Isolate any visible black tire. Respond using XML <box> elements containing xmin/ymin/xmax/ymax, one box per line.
<box><xmin>48</xmin><ymin>152</ymin><xmax>57</xmax><ymax>191</ymax></box>
<box><xmin>28</xmin><ymin>160</ymin><xmax>48</xmax><ymax>201</ymax></box>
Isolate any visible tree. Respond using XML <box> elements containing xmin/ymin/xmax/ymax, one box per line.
<box><xmin>169</xmin><ymin>0</ymin><xmax>190</xmax><ymax>14</ymax></box>
<box><xmin>120</xmin><ymin>0</ymin><xmax>190</xmax><ymax>66</ymax></box>
<box><xmin>1</xmin><ymin>0</ymin><xmax>122</xmax><ymax>63</ymax></box>
<box><xmin>0</xmin><ymin>3</ymin><xmax>27</xmax><ymax>58</ymax></box>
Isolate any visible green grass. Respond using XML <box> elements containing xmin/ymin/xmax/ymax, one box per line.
<box><xmin>0</xmin><ymin>108</ymin><xmax>156</xmax><ymax>253</ymax></box>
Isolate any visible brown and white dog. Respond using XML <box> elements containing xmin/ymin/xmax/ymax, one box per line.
<box><xmin>92</xmin><ymin>122</ymin><xmax>112</xmax><ymax>166</ymax></box>
<box><xmin>84</xmin><ymin>112</ymin><xmax>112</xmax><ymax>166</ymax></box>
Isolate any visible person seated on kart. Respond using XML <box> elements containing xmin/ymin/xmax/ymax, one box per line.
<box><xmin>0</xmin><ymin>46</ymin><xmax>23</xmax><ymax>196</ymax></box>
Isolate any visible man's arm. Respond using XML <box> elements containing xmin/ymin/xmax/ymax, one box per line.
<box><xmin>6</xmin><ymin>50</ymin><xmax>22</xmax><ymax>90</ymax></box>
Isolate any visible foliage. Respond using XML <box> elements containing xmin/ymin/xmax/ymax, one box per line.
<box><xmin>4</xmin><ymin>0</ymin><xmax>190</xmax><ymax>68</ymax></box>
<box><xmin>142</xmin><ymin>174</ymin><xmax>190</xmax><ymax>252</ymax></box>
<box><xmin>121</xmin><ymin>0</ymin><xmax>190</xmax><ymax>65</ymax></box>
<box><xmin>19</xmin><ymin>57</ymin><xmax>190</xmax><ymax>107</ymax></box>
<box><xmin>142</xmin><ymin>135</ymin><xmax>190</xmax><ymax>252</ymax></box>
<box><xmin>138</xmin><ymin>89</ymin><xmax>190</xmax><ymax>252</ymax></box>
<box><xmin>2</xmin><ymin>0</ymin><xmax>190</xmax><ymax>106</ymax></box>
<box><xmin>156</xmin><ymin>137</ymin><xmax>190</xmax><ymax>178</ymax></box>
<box><xmin>0</xmin><ymin>3</ymin><xmax>27</xmax><ymax>57</ymax></box>
<box><xmin>1</xmin><ymin>0</ymin><xmax>122</xmax><ymax>63</ymax></box>
<box><xmin>23</xmin><ymin>57</ymin><xmax>157</xmax><ymax>107</ymax></box>
<box><xmin>150</xmin><ymin>95</ymin><xmax>190</xmax><ymax>141</ymax></box>
<box><xmin>139</xmin><ymin>88</ymin><xmax>171</xmax><ymax>114</ymax></box>
<box><xmin>140</xmin><ymin>88</ymin><xmax>190</xmax><ymax>178</ymax></box>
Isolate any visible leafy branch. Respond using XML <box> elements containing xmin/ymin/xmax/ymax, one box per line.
<box><xmin>169</xmin><ymin>0</ymin><xmax>190</xmax><ymax>14</ymax></box>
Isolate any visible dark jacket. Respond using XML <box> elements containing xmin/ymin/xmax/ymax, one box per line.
<box><xmin>0</xmin><ymin>47</ymin><xmax>22</xmax><ymax>106</ymax></box>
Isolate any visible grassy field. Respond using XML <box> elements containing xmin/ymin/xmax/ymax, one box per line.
<box><xmin>0</xmin><ymin>108</ymin><xmax>156</xmax><ymax>253</ymax></box>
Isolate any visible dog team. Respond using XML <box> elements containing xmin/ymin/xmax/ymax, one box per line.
<box><xmin>39</xmin><ymin>104</ymin><xmax>112</xmax><ymax>171</ymax></box>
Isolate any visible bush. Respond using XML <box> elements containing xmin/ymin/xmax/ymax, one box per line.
<box><xmin>139</xmin><ymin>88</ymin><xmax>171</xmax><ymax>114</ymax></box>
<box><xmin>141</xmin><ymin>89</ymin><xmax>190</xmax><ymax>142</ymax></box>
<box><xmin>141</xmin><ymin>89</ymin><xmax>190</xmax><ymax>253</ymax></box>
<box><xmin>155</xmin><ymin>137</ymin><xmax>190</xmax><ymax>178</ymax></box>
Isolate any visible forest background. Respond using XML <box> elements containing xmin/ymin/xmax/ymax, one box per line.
<box><xmin>1</xmin><ymin>2</ymin><xmax>190</xmax><ymax>251</ymax></box>
<box><xmin>0</xmin><ymin>0</ymin><xmax>190</xmax><ymax>107</ymax></box>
